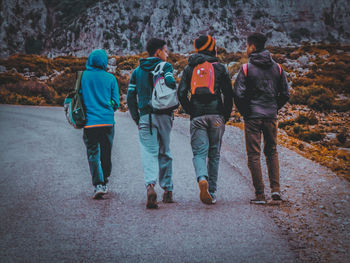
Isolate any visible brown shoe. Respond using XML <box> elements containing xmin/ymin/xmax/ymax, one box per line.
<box><xmin>146</xmin><ymin>184</ymin><xmax>158</xmax><ymax>209</ymax></box>
<box><xmin>163</xmin><ymin>191</ymin><xmax>174</xmax><ymax>203</ymax></box>
<box><xmin>198</xmin><ymin>179</ymin><xmax>212</xmax><ymax>205</ymax></box>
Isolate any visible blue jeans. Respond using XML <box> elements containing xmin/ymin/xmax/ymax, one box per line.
<box><xmin>190</xmin><ymin>115</ymin><xmax>225</xmax><ymax>194</ymax></box>
<box><xmin>139</xmin><ymin>113</ymin><xmax>173</xmax><ymax>191</ymax></box>
<box><xmin>83</xmin><ymin>126</ymin><xmax>114</xmax><ymax>186</ymax></box>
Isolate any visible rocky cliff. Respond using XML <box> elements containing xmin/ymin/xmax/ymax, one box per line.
<box><xmin>1</xmin><ymin>0</ymin><xmax>349</xmax><ymax>57</ymax></box>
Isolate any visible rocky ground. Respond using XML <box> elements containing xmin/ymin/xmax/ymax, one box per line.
<box><xmin>216</xmin><ymin>119</ymin><xmax>350</xmax><ymax>263</ymax></box>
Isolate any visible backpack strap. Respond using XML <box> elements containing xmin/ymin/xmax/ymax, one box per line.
<box><xmin>277</xmin><ymin>63</ymin><xmax>282</xmax><ymax>75</ymax></box>
<box><xmin>152</xmin><ymin>61</ymin><xmax>167</xmax><ymax>76</ymax></box>
<box><xmin>242</xmin><ymin>63</ymin><xmax>248</xmax><ymax>77</ymax></box>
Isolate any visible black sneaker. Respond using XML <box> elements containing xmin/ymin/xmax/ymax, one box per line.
<box><xmin>146</xmin><ymin>184</ymin><xmax>158</xmax><ymax>209</ymax></box>
<box><xmin>250</xmin><ymin>194</ymin><xmax>266</xmax><ymax>205</ymax></box>
<box><xmin>162</xmin><ymin>191</ymin><xmax>174</xmax><ymax>203</ymax></box>
<box><xmin>271</xmin><ymin>192</ymin><xmax>282</xmax><ymax>201</ymax></box>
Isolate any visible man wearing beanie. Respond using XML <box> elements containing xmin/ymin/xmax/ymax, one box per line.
<box><xmin>233</xmin><ymin>33</ymin><xmax>289</xmax><ymax>204</ymax></box>
<box><xmin>178</xmin><ymin>35</ymin><xmax>233</xmax><ymax>205</ymax></box>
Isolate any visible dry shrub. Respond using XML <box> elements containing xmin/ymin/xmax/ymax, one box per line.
<box><xmin>297</xmin><ymin>130</ymin><xmax>325</xmax><ymax>142</ymax></box>
<box><xmin>278</xmin><ymin>119</ymin><xmax>295</xmax><ymax>129</ymax></box>
<box><xmin>49</xmin><ymin>72</ymin><xmax>76</xmax><ymax>95</ymax></box>
<box><xmin>216</xmin><ymin>47</ymin><xmax>243</xmax><ymax>64</ymax></box>
<box><xmin>290</xmin><ymin>85</ymin><xmax>335</xmax><ymax>111</ymax></box>
<box><xmin>295</xmin><ymin>112</ymin><xmax>318</xmax><ymax>125</ymax></box>
<box><xmin>271</xmin><ymin>53</ymin><xmax>286</xmax><ymax>64</ymax></box>
<box><xmin>0</xmin><ymin>89</ymin><xmax>45</xmax><ymax>105</ymax></box>
<box><xmin>0</xmin><ymin>54</ymin><xmax>53</xmax><ymax>76</ymax></box>
<box><xmin>168</xmin><ymin>53</ymin><xmax>188</xmax><ymax>73</ymax></box>
<box><xmin>52</xmin><ymin>56</ymin><xmax>86</xmax><ymax>72</ymax></box>
<box><xmin>116</xmin><ymin>74</ymin><xmax>130</xmax><ymax>95</ymax></box>
<box><xmin>117</xmin><ymin>55</ymin><xmax>142</xmax><ymax>70</ymax></box>
<box><xmin>1</xmin><ymin>81</ymin><xmax>57</xmax><ymax>104</ymax></box>
<box><xmin>0</xmin><ymin>71</ymin><xmax>26</xmax><ymax>85</ymax></box>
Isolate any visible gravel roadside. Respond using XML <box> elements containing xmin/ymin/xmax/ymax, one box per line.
<box><xmin>175</xmin><ymin>116</ymin><xmax>350</xmax><ymax>263</ymax></box>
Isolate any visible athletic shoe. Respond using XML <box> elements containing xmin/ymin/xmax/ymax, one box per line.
<box><xmin>271</xmin><ymin>192</ymin><xmax>282</xmax><ymax>201</ymax></box>
<box><xmin>250</xmin><ymin>194</ymin><xmax>266</xmax><ymax>205</ymax></box>
<box><xmin>210</xmin><ymin>192</ymin><xmax>216</xmax><ymax>204</ymax></box>
<box><xmin>102</xmin><ymin>185</ymin><xmax>108</xmax><ymax>194</ymax></box>
<box><xmin>146</xmin><ymin>184</ymin><xmax>158</xmax><ymax>209</ymax></box>
<box><xmin>93</xmin><ymin>184</ymin><xmax>105</xmax><ymax>199</ymax></box>
<box><xmin>163</xmin><ymin>191</ymin><xmax>174</xmax><ymax>203</ymax></box>
<box><xmin>198</xmin><ymin>179</ymin><xmax>212</xmax><ymax>205</ymax></box>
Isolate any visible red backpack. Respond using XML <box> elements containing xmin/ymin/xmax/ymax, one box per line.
<box><xmin>191</xmin><ymin>62</ymin><xmax>217</xmax><ymax>95</ymax></box>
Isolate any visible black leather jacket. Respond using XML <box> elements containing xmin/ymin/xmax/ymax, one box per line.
<box><xmin>233</xmin><ymin>49</ymin><xmax>290</xmax><ymax>119</ymax></box>
<box><xmin>178</xmin><ymin>52</ymin><xmax>233</xmax><ymax>121</ymax></box>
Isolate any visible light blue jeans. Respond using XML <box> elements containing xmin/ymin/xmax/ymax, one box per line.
<box><xmin>190</xmin><ymin>115</ymin><xmax>225</xmax><ymax>194</ymax></box>
<box><xmin>139</xmin><ymin>113</ymin><xmax>173</xmax><ymax>191</ymax></box>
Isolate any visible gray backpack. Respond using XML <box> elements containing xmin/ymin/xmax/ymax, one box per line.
<box><xmin>150</xmin><ymin>62</ymin><xmax>178</xmax><ymax>112</ymax></box>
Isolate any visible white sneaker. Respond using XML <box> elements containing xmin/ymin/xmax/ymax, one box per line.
<box><xmin>102</xmin><ymin>185</ymin><xmax>108</xmax><ymax>194</ymax></box>
<box><xmin>93</xmin><ymin>184</ymin><xmax>105</xmax><ymax>199</ymax></box>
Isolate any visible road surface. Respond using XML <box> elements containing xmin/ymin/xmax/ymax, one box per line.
<box><xmin>0</xmin><ymin>104</ymin><xmax>314</xmax><ymax>262</ymax></box>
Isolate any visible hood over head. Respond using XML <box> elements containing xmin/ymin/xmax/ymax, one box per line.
<box><xmin>249</xmin><ymin>49</ymin><xmax>274</xmax><ymax>68</ymax></box>
<box><xmin>188</xmin><ymin>53</ymin><xmax>218</xmax><ymax>67</ymax></box>
<box><xmin>139</xmin><ymin>57</ymin><xmax>162</xmax><ymax>72</ymax></box>
<box><xmin>86</xmin><ymin>49</ymin><xmax>108</xmax><ymax>70</ymax></box>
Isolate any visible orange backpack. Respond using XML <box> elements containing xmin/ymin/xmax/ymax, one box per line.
<box><xmin>191</xmin><ymin>62</ymin><xmax>217</xmax><ymax>95</ymax></box>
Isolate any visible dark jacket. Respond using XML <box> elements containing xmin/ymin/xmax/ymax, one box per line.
<box><xmin>233</xmin><ymin>49</ymin><xmax>289</xmax><ymax>119</ymax></box>
<box><xmin>127</xmin><ymin>57</ymin><xmax>176</xmax><ymax>124</ymax></box>
<box><xmin>178</xmin><ymin>53</ymin><xmax>233</xmax><ymax>121</ymax></box>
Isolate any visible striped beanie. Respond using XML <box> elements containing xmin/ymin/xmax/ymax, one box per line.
<box><xmin>194</xmin><ymin>35</ymin><xmax>216</xmax><ymax>53</ymax></box>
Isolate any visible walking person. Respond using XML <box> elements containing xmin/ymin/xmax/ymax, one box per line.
<box><xmin>127</xmin><ymin>38</ymin><xmax>177</xmax><ymax>209</ymax></box>
<box><xmin>178</xmin><ymin>35</ymin><xmax>233</xmax><ymax>205</ymax></box>
<box><xmin>233</xmin><ymin>33</ymin><xmax>289</xmax><ymax>204</ymax></box>
<box><xmin>81</xmin><ymin>49</ymin><xmax>120</xmax><ymax>199</ymax></box>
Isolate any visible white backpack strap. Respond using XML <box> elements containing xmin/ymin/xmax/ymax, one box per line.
<box><xmin>152</xmin><ymin>61</ymin><xmax>167</xmax><ymax>75</ymax></box>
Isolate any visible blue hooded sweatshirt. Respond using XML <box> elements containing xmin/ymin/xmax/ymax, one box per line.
<box><xmin>81</xmin><ymin>49</ymin><xmax>120</xmax><ymax>128</ymax></box>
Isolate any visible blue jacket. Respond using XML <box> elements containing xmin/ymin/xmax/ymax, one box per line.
<box><xmin>127</xmin><ymin>57</ymin><xmax>176</xmax><ymax>124</ymax></box>
<box><xmin>81</xmin><ymin>49</ymin><xmax>120</xmax><ymax>128</ymax></box>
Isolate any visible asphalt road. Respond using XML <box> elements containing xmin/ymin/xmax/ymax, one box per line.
<box><xmin>0</xmin><ymin>105</ymin><xmax>297</xmax><ymax>263</ymax></box>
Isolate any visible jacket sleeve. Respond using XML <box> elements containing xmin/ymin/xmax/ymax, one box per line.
<box><xmin>221</xmin><ymin>66</ymin><xmax>233</xmax><ymax>122</ymax></box>
<box><xmin>177</xmin><ymin>66</ymin><xmax>192</xmax><ymax>114</ymax></box>
<box><xmin>163</xmin><ymin>62</ymin><xmax>176</xmax><ymax>89</ymax></box>
<box><xmin>277</xmin><ymin>69</ymin><xmax>290</xmax><ymax>109</ymax></box>
<box><xmin>126</xmin><ymin>70</ymin><xmax>140</xmax><ymax>125</ymax></box>
<box><xmin>233</xmin><ymin>67</ymin><xmax>249</xmax><ymax>116</ymax></box>
<box><xmin>111</xmin><ymin>76</ymin><xmax>120</xmax><ymax>111</ymax></box>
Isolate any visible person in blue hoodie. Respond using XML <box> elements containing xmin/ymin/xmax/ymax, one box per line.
<box><xmin>81</xmin><ymin>49</ymin><xmax>120</xmax><ymax>199</ymax></box>
<box><xmin>127</xmin><ymin>38</ymin><xmax>176</xmax><ymax>209</ymax></box>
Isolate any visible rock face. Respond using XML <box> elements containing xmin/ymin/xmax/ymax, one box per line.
<box><xmin>1</xmin><ymin>0</ymin><xmax>350</xmax><ymax>57</ymax></box>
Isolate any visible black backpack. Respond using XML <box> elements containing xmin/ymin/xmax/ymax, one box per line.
<box><xmin>63</xmin><ymin>71</ymin><xmax>86</xmax><ymax>129</ymax></box>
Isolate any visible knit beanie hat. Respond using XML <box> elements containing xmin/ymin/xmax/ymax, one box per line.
<box><xmin>194</xmin><ymin>35</ymin><xmax>216</xmax><ymax>53</ymax></box>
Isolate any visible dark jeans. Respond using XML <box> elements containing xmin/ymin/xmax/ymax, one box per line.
<box><xmin>244</xmin><ymin>119</ymin><xmax>280</xmax><ymax>195</ymax></box>
<box><xmin>190</xmin><ymin>115</ymin><xmax>225</xmax><ymax>194</ymax></box>
<box><xmin>83</xmin><ymin>126</ymin><xmax>114</xmax><ymax>186</ymax></box>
